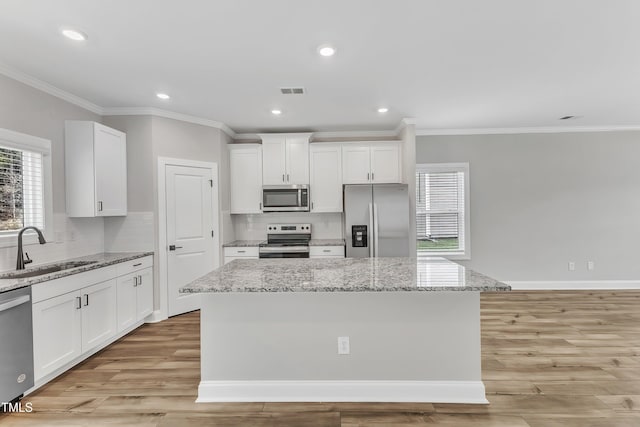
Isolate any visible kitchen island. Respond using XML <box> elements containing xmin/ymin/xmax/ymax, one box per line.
<box><xmin>180</xmin><ymin>257</ymin><xmax>510</xmax><ymax>403</ymax></box>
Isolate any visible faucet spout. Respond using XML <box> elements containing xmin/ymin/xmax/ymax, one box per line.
<box><xmin>16</xmin><ymin>226</ymin><xmax>46</xmax><ymax>270</ymax></box>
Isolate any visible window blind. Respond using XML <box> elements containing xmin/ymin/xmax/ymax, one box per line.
<box><xmin>416</xmin><ymin>168</ymin><xmax>465</xmax><ymax>252</ymax></box>
<box><xmin>0</xmin><ymin>146</ymin><xmax>44</xmax><ymax>232</ymax></box>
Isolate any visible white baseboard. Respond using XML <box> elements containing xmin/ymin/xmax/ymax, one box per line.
<box><xmin>507</xmin><ymin>280</ymin><xmax>640</xmax><ymax>290</ymax></box>
<box><xmin>197</xmin><ymin>380</ymin><xmax>488</xmax><ymax>404</ymax></box>
<box><xmin>144</xmin><ymin>309</ymin><xmax>166</xmax><ymax>323</ymax></box>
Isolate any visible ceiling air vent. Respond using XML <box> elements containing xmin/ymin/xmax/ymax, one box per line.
<box><xmin>280</xmin><ymin>87</ymin><xmax>305</xmax><ymax>95</ymax></box>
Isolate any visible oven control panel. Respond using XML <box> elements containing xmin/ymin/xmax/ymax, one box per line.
<box><xmin>267</xmin><ymin>224</ymin><xmax>311</xmax><ymax>234</ymax></box>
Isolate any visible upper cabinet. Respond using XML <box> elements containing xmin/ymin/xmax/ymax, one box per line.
<box><xmin>229</xmin><ymin>144</ymin><xmax>262</xmax><ymax>214</ymax></box>
<box><xmin>342</xmin><ymin>141</ymin><xmax>402</xmax><ymax>184</ymax></box>
<box><xmin>260</xmin><ymin>134</ymin><xmax>311</xmax><ymax>185</ymax></box>
<box><xmin>65</xmin><ymin>121</ymin><xmax>127</xmax><ymax>217</ymax></box>
<box><xmin>309</xmin><ymin>143</ymin><xmax>342</xmax><ymax>212</ymax></box>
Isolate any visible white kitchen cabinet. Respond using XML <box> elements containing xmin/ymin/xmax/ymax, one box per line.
<box><xmin>260</xmin><ymin>134</ymin><xmax>311</xmax><ymax>185</ymax></box>
<box><xmin>32</xmin><ymin>255</ymin><xmax>154</xmax><ymax>383</ymax></box>
<box><xmin>224</xmin><ymin>246</ymin><xmax>259</xmax><ymax>264</ymax></box>
<box><xmin>65</xmin><ymin>121</ymin><xmax>127</xmax><ymax>217</ymax></box>
<box><xmin>309</xmin><ymin>246</ymin><xmax>345</xmax><ymax>258</ymax></box>
<box><xmin>309</xmin><ymin>144</ymin><xmax>343</xmax><ymax>212</ymax></box>
<box><xmin>33</xmin><ymin>278</ymin><xmax>117</xmax><ymax>379</ymax></box>
<box><xmin>342</xmin><ymin>142</ymin><xmax>402</xmax><ymax>184</ymax></box>
<box><xmin>80</xmin><ymin>279</ymin><xmax>117</xmax><ymax>353</ymax></box>
<box><xmin>32</xmin><ymin>290</ymin><xmax>82</xmax><ymax>380</ymax></box>
<box><xmin>117</xmin><ymin>267</ymin><xmax>153</xmax><ymax>332</ymax></box>
<box><xmin>229</xmin><ymin>144</ymin><xmax>263</xmax><ymax>213</ymax></box>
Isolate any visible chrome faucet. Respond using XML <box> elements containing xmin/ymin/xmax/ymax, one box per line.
<box><xmin>16</xmin><ymin>226</ymin><xmax>46</xmax><ymax>270</ymax></box>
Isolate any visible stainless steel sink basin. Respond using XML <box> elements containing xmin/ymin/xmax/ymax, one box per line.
<box><xmin>0</xmin><ymin>261</ymin><xmax>98</xmax><ymax>279</ymax></box>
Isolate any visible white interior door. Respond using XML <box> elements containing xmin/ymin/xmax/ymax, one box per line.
<box><xmin>166</xmin><ymin>164</ymin><xmax>216</xmax><ymax>316</ymax></box>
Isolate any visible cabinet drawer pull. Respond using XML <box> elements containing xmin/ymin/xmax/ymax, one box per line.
<box><xmin>323</xmin><ymin>249</ymin><xmax>331</xmax><ymax>253</ymax></box>
<box><xmin>133</xmin><ymin>263</ymin><xmax>142</xmax><ymax>267</ymax></box>
<box><xmin>237</xmin><ymin>250</ymin><xmax>246</xmax><ymax>253</ymax></box>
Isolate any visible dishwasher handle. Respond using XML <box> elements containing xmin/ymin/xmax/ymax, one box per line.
<box><xmin>0</xmin><ymin>294</ymin><xmax>31</xmax><ymax>312</ymax></box>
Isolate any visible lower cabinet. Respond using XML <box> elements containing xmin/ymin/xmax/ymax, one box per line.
<box><xmin>309</xmin><ymin>246</ymin><xmax>345</xmax><ymax>258</ymax></box>
<box><xmin>32</xmin><ymin>279</ymin><xmax>117</xmax><ymax>380</ymax></box>
<box><xmin>224</xmin><ymin>247</ymin><xmax>259</xmax><ymax>264</ymax></box>
<box><xmin>117</xmin><ymin>267</ymin><xmax>153</xmax><ymax>332</ymax></box>
<box><xmin>32</xmin><ymin>256</ymin><xmax>154</xmax><ymax>382</ymax></box>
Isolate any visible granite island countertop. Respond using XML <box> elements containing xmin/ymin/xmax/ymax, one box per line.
<box><xmin>181</xmin><ymin>256</ymin><xmax>510</xmax><ymax>293</ymax></box>
<box><xmin>0</xmin><ymin>252</ymin><xmax>153</xmax><ymax>293</ymax></box>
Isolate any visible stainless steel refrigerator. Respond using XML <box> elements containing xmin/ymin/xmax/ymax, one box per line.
<box><xmin>344</xmin><ymin>184</ymin><xmax>410</xmax><ymax>257</ymax></box>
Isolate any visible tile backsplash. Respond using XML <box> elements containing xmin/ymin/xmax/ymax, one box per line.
<box><xmin>232</xmin><ymin>212</ymin><xmax>343</xmax><ymax>241</ymax></box>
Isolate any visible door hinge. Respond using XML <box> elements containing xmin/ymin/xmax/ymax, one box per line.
<box><xmin>209</xmin><ymin>179</ymin><xmax>213</xmax><ymax>187</ymax></box>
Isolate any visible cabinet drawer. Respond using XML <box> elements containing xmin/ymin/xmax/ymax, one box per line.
<box><xmin>310</xmin><ymin>246</ymin><xmax>345</xmax><ymax>257</ymax></box>
<box><xmin>116</xmin><ymin>256</ymin><xmax>153</xmax><ymax>277</ymax></box>
<box><xmin>224</xmin><ymin>247</ymin><xmax>259</xmax><ymax>257</ymax></box>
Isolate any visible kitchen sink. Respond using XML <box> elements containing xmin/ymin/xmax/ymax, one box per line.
<box><xmin>0</xmin><ymin>261</ymin><xmax>98</xmax><ymax>279</ymax></box>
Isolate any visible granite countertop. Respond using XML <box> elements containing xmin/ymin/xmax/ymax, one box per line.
<box><xmin>309</xmin><ymin>239</ymin><xmax>345</xmax><ymax>246</ymax></box>
<box><xmin>0</xmin><ymin>252</ymin><xmax>153</xmax><ymax>294</ymax></box>
<box><xmin>222</xmin><ymin>240</ymin><xmax>265</xmax><ymax>248</ymax></box>
<box><xmin>181</xmin><ymin>257</ymin><xmax>511</xmax><ymax>293</ymax></box>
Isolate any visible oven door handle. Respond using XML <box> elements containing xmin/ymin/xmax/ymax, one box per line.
<box><xmin>0</xmin><ymin>294</ymin><xmax>31</xmax><ymax>313</ymax></box>
<box><xmin>259</xmin><ymin>246</ymin><xmax>310</xmax><ymax>253</ymax></box>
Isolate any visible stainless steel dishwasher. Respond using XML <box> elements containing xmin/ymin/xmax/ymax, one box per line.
<box><xmin>0</xmin><ymin>286</ymin><xmax>34</xmax><ymax>403</ymax></box>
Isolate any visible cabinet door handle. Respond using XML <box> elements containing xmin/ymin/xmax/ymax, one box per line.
<box><xmin>83</xmin><ymin>294</ymin><xmax>89</xmax><ymax>307</ymax></box>
<box><xmin>259</xmin><ymin>202</ymin><xmax>262</xmax><ymax>210</ymax></box>
<box><xmin>134</xmin><ymin>276</ymin><xmax>138</xmax><ymax>287</ymax></box>
<box><xmin>138</xmin><ymin>275</ymin><xmax>142</xmax><ymax>285</ymax></box>
<box><xmin>282</xmin><ymin>174</ymin><xmax>285</xmax><ymax>182</ymax></box>
<box><xmin>311</xmin><ymin>202</ymin><xmax>314</xmax><ymax>210</ymax></box>
<box><xmin>371</xmin><ymin>172</ymin><xmax>374</xmax><ymax>181</ymax></box>
<box><xmin>76</xmin><ymin>296</ymin><xmax>82</xmax><ymax>310</ymax></box>
<box><xmin>367</xmin><ymin>173</ymin><xmax>370</xmax><ymax>181</ymax></box>
<box><xmin>98</xmin><ymin>201</ymin><xmax>103</xmax><ymax>212</ymax></box>
<box><xmin>287</xmin><ymin>174</ymin><xmax>289</xmax><ymax>182</ymax></box>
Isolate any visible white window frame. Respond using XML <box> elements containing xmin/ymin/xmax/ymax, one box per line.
<box><xmin>0</xmin><ymin>128</ymin><xmax>53</xmax><ymax>248</ymax></box>
<box><xmin>416</xmin><ymin>162</ymin><xmax>470</xmax><ymax>260</ymax></box>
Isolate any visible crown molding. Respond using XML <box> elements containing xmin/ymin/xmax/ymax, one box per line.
<box><xmin>0</xmin><ymin>62</ymin><xmax>104</xmax><ymax>115</ymax></box>
<box><xmin>416</xmin><ymin>125</ymin><xmax>640</xmax><ymax>136</ymax></box>
<box><xmin>102</xmin><ymin>107</ymin><xmax>236</xmax><ymax>138</ymax></box>
<box><xmin>0</xmin><ymin>63</ymin><xmax>237</xmax><ymax>137</ymax></box>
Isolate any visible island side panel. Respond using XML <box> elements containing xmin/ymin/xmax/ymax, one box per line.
<box><xmin>199</xmin><ymin>291</ymin><xmax>485</xmax><ymax>403</ymax></box>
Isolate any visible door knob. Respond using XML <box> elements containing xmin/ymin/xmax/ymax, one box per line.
<box><xmin>169</xmin><ymin>245</ymin><xmax>183</xmax><ymax>251</ymax></box>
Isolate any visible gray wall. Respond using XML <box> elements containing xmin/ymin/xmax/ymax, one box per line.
<box><xmin>0</xmin><ymin>74</ymin><xmax>101</xmax><ymax>213</ymax></box>
<box><xmin>417</xmin><ymin>132</ymin><xmax>640</xmax><ymax>281</ymax></box>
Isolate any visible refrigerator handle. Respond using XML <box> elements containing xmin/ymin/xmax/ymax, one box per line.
<box><xmin>373</xmin><ymin>203</ymin><xmax>379</xmax><ymax>258</ymax></box>
<box><xmin>368</xmin><ymin>202</ymin><xmax>374</xmax><ymax>258</ymax></box>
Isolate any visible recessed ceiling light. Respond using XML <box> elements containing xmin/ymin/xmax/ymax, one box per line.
<box><xmin>271</xmin><ymin>109</ymin><xmax>282</xmax><ymax>115</ymax></box>
<box><xmin>156</xmin><ymin>93</ymin><xmax>170</xmax><ymax>100</ymax></box>
<box><xmin>61</xmin><ymin>29</ymin><xmax>87</xmax><ymax>41</ymax></box>
<box><xmin>318</xmin><ymin>45</ymin><xmax>336</xmax><ymax>57</ymax></box>
<box><xmin>377</xmin><ymin>107</ymin><xmax>389</xmax><ymax>113</ymax></box>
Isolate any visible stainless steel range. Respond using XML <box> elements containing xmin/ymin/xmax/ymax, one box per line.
<box><xmin>259</xmin><ymin>224</ymin><xmax>311</xmax><ymax>258</ymax></box>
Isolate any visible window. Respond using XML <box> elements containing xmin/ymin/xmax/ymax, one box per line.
<box><xmin>0</xmin><ymin>128</ymin><xmax>52</xmax><ymax>246</ymax></box>
<box><xmin>416</xmin><ymin>163</ymin><xmax>469</xmax><ymax>259</ymax></box>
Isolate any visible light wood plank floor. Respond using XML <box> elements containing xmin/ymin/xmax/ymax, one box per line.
<box><xmin>2</xmin><ymin>290</ymin><xmax>640</xmax><ymax>426</ymax></box>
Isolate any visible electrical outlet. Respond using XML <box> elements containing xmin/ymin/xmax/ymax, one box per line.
<box><xmin>587</xmin><ymin>261</ymin><xmax>595</xmax><ymax>271</ymax></box>
<box><xmin>568</xmin><ymin>262</ymin><xmax>575</xmax><ymax>271</ymax></box>
<box><xmin>337</xmin><ymin>336</ymin><xmax>350</xmax><ymax>355</ymax></box>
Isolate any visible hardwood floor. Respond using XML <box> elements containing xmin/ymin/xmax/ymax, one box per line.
<box><xmin>2</xmin><ymin>290</ymin><xmax>640</xmax><ymax>426</ymax></box>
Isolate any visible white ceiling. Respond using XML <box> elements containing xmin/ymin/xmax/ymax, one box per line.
<box><xmin>1</xmin><ymin>0</ymin><xmax>639</xmax><ymax>134</ymax></box>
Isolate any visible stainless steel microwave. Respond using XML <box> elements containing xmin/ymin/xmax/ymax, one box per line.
<box><xmin>262</xmin><ymin>185</ymin><xmax>309</xmax><ymax>212</ymax></box>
